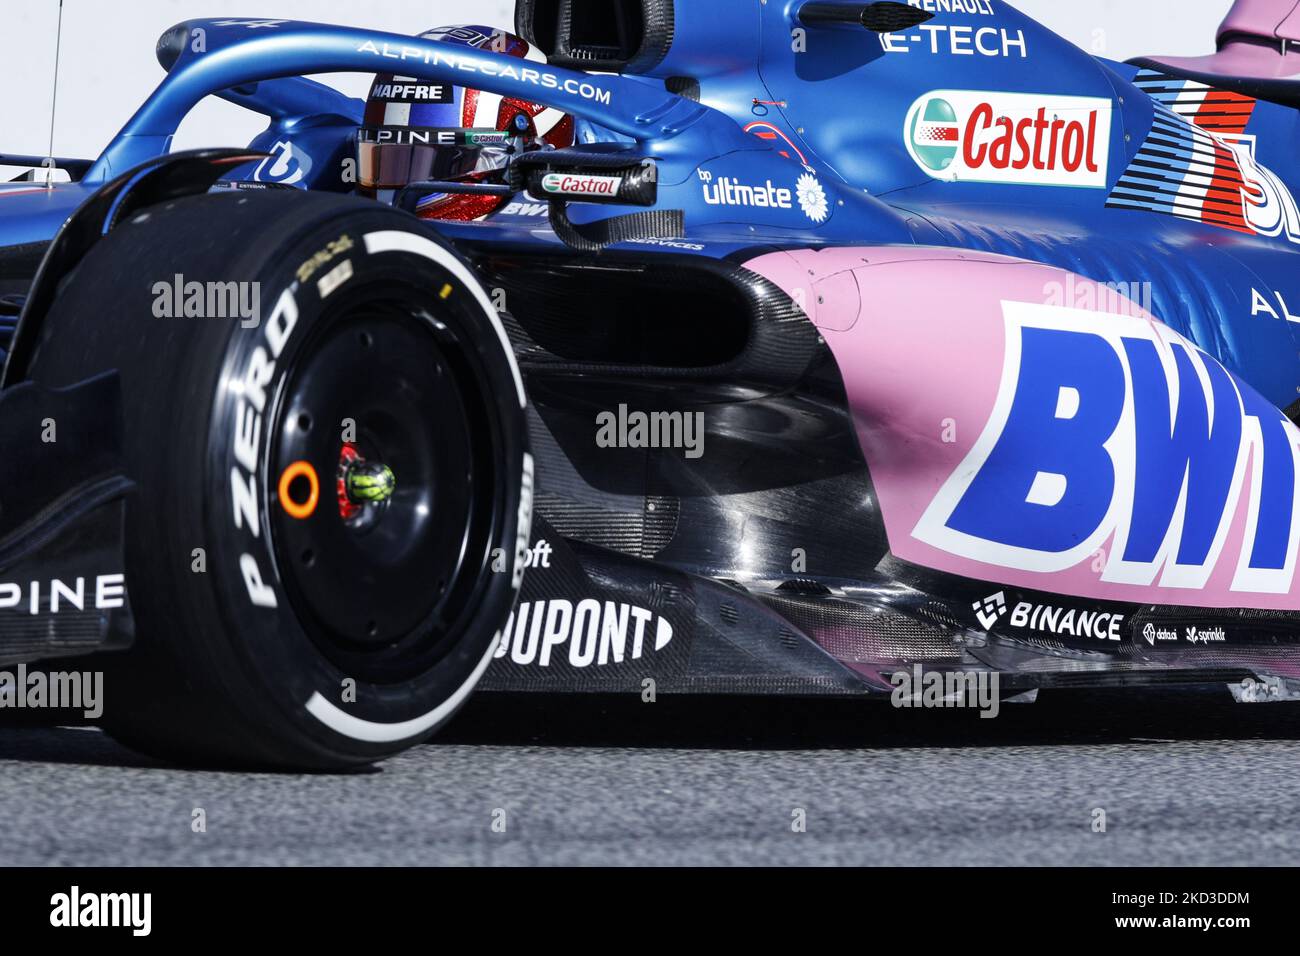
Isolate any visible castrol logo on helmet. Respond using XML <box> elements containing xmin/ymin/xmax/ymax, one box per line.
<box><xmin>540</xmin><ymin>173</ymin><xmax>622</xmax><ymax>198</ymax></box>
<box><xmin>905</xmin><ymin>90</ymin><xmax>1113</xmax><ymax>188</ymax></box>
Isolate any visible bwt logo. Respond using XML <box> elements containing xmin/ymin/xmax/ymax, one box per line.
<box><xmin>914</xmin><ymin>301</ymin><xmax>1300</xmax><ymax>596</ymax></box>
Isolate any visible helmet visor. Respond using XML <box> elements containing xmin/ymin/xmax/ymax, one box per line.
<box><xmin>357</xmin><ymin>127</ymin><xmax>517</xmax><ymax>190</ymax></box>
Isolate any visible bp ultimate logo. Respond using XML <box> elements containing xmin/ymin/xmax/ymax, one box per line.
<box><xmin>913</xmin><ymin>301</ymin><xmax>1300</xmax><ymax>596</ymax></box>
<box><xmin>905</xmin><ymin>90</ymin><xmax>1112</xmax><ymax>188</ymax></box>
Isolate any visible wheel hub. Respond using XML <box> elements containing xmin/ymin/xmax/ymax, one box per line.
<box><xmin>265</xmin><ymin>297</ymin><xmax>497</xmax><ymax>683</ymax></box>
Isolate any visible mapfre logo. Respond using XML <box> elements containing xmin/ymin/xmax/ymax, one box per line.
<box><xmin>905</xmin><ymin>90</ymin><xmax>1112</xmax><ymax>188</ymax></box>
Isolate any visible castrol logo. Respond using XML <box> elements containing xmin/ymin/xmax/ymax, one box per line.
<box><xmin>540</xmin><ymin>172</ymin><xmax>622</xmax><ymax>198</ymax></box>
<box><xmin>905</xmin><ymin>90</ymin><xmax>1113</xmax><ymax>188</ymax></box>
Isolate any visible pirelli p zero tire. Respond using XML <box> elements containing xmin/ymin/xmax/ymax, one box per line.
<box><xmin>29</xmin><ymin>191</ymin><xmax>531</xmax><ymax>769</ymax></box>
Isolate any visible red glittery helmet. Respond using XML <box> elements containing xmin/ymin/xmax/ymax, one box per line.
<box><xmin>357</xmin><ymin>25</ymin><xmax>576</xmax><ymax>221</ymax></box>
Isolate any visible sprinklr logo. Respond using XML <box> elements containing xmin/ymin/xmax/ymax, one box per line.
<box><xmin>1185</xmin><ymin>626</ymin><xmax>1227</xmax><ymax>644</ymax></box>
<box><xmin>972</xmin><ymin>591</ymin><xmax>1006</xmax><ymax>629</ymax></box>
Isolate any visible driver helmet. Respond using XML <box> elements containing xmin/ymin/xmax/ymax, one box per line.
<box><xmin>357</xmin><ymin>25</ymin><xmax>575</xmax><ymax>221</ymax></box>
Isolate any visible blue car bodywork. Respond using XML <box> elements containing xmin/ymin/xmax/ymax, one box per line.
<box><xmin>3</xmin><ymin>5</ymin><xmax>1298</xmax><ymax>403</ymax></box>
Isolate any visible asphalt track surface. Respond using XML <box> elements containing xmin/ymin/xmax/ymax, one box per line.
<box><xmin>2</xmin><ymin>688</ymin><xmax>1299</xmax><ymax>866</ymax></box>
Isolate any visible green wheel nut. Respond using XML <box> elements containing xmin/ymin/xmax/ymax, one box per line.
<box><xmin>346</xmin><ymin>462</ymin><xmax>396</xmax><ymax>504</ymax></box>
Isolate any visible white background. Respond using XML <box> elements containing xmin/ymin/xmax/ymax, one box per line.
<box><xmin>0</xmin><ymin>0</ymin><xmax>1231</xmax><ymax>173</ymax></box>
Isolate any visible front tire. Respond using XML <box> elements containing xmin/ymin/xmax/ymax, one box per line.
<box><xmin>30</xmin><ymin>191</ymin><xmax>531</xmax><ymax>769</ymax></box>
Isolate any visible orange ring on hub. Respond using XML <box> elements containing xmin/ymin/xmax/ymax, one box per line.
<box><xmin>278</xmin><ymin>461</ymin><xmax>320</xmax><ymax>520</ymax></box>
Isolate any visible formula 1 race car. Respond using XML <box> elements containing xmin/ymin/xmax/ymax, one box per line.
<box><xmin>2</xmin><ymin>0</ymin><xmax>1300</xmax><ymax>768</ymax></box>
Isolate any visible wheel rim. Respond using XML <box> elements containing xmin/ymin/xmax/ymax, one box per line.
<box><xmin>267</xmin><ymin>291</ymin><xmax>501</xmax><ymax>683</ymax></box>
